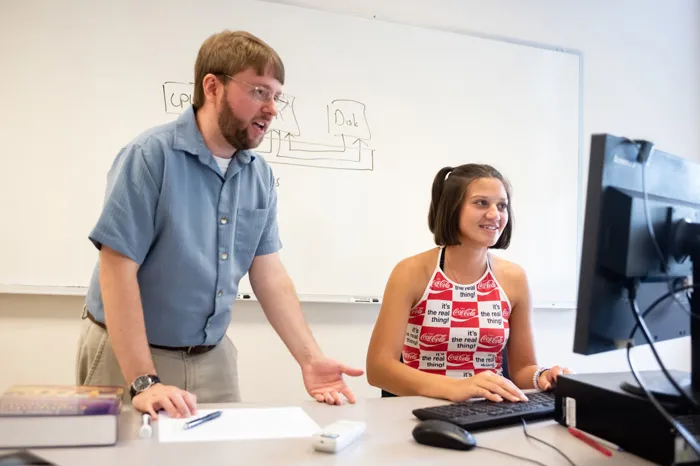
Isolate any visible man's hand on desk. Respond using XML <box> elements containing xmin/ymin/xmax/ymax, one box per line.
<box><xmin>301</xmin><ymin>357</ymin><xmax>364</xmax><ymax>405</ymax></box>
<box><xmin>133</xmin><ymin>384</ymin><xmax>198</xmax><ymax>420</ymax></box>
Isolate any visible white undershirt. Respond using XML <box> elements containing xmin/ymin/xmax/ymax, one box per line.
<box><xmin>213</xmin><ymin>155</ymin><xmax>232</xmax><ymax>175</ymax></box>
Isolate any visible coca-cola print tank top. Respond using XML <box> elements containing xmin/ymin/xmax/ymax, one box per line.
<box><xmin>401</xmin><ymin>248</ymin><xmax>511</xmax><ymax>378</ymax></box>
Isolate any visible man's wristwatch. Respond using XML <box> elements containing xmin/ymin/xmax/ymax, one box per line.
<box><xmin>129</xmin><ymin>374</ymin><xmax>161</xmax><ymax>399</ymax></box>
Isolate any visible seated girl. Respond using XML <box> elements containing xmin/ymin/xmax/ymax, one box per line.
<box><xmin>366</xmin><ymin>164</ymin><xmax>572</xmax><ymax>402</ymax></box>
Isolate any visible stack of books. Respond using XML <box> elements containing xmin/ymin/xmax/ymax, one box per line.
<box><xmin>0</xmin><ymin>384</ymin><xmax>123</xmax><ymax>447</ymax></box>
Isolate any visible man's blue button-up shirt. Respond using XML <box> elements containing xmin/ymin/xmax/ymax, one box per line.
<box><xmin>85</xmin><ymin>106</ymin><xmax>282</xmax><ymax>346</ymax></box>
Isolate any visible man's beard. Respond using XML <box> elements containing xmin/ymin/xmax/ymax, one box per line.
<box><xmin>217</xmin><ymin>93</ymin><xmax>262</xmax><ymax>150</ymax></box>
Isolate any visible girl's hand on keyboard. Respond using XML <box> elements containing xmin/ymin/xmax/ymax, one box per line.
<box><xmin>449</xmin><ymin>371</ymin><xmax>529</xmax><ymax>403</ymax></box>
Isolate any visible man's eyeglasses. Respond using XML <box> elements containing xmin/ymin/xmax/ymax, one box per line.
<box><xmin>222</xmin><ymin>74</ymin><xmax>288</xmax><ymax>110</ymax></box>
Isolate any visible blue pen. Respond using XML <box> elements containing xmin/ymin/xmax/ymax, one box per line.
<box><xmin>182</xmin><ymin>410</ymin><xmax>223</xmax><ymax>430</ymax></box>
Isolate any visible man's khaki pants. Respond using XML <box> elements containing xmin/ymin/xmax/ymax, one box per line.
<box><xmin>75</xmin><ymin>318</ymin><xmax>241</xmax><ymax>403</ymax></box>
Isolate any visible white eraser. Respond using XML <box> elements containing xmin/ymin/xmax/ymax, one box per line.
<box><xmin>139</xmin><ymin>413</ymin><xmax>153</xmax><ymax>438</ymax></box>
<box><xmin>312</xmin><ymin>420</ymin><xmax>366</xmax><ymax>453</ymax></box>
<box><xmin>139</xmin><ymin>424</ymin><xmax>152</xmax><ymax>438</ymax></box>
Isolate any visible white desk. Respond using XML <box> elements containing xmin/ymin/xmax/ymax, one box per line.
<box><xmin>22</xmin><ymin>396</ymin><xmax>653</xmax><ymax>466</ymax></box>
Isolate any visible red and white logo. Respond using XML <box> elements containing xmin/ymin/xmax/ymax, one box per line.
<box><xmin>428</xmin><ymin>289</ymin><xmax>453</xmax><ymax>302</ymax></box>
<box><xmin>452</xmin><ymin>306</ymin><xmax>478</xmax><ymax>319</ymax></box>
<box><xmin>403</xmin><ymin>347</ymin><xmax>420</xmax><ymax>363</ymax></box>
<box><xmin>420</xmin><ymin>333</ymin><xmax>448</xmax><ymax>345</ymax></box>
<box><xmin>446</xmin><ymin>352</ymin><xmax>474</xmax><ymax>370</ymax></box>
<box><xmin>502</xmin><ymin>302</ymin><xmax>511</xmax><ymax>320</ymax></box>
<box><xmin>447</xmin><ymin>353</ymin><xmax>472</xmax><ymax>364</ymax></box>
<box><xmin>419</xmin><ymin>327</ymin><xmax>450</xmax><ymax>350</ymax></box>
<box><xmin>430</xmin><ymin>273</ymin><xmax>453</xmax><ymax>291</ymax></box>
<box><xmin>431</xmin><ymin>279</ymin><xmax>452</xmax><ymax>291</ymax></box>
<box><xmin>408</xmin><ymin>302</ymin><xmax>426</xmax><ymax>324</ymax></box>
<box><xmin>477</xmin><ymin>278</ymin><xmax>497</xmax><ymax>293</ymax></box>
<box><xmin>477</xmin><ymin>288</ymin><xmax>501</xmax><ymax>302</ymax></box>
<box><xmin>480</xmin><ymin>334</ymin><xmax>505</xmax><ymax>345</ymax></box>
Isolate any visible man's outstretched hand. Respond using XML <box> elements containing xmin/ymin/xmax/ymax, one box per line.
<box><xmin>301</xmin><ymin>357</ymin><xmax>364</xmax><ymax>405</ymax></box>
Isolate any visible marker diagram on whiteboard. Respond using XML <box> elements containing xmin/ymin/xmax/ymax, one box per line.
<box><xmin>259</xmin><ymin>98</ymin><xmax>374</xmax><ymax>171</ymax></box>
<box><xmin>163</xmin><ymin>82</ymin><xmax>375</xmax><ymax>171</ymax></box>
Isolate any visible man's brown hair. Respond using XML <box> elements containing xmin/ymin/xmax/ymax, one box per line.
<box><xmin>192</xmin><ymin>30</ymin><xmax>285</xmax><ymax>109</ymax></box>
<box><xmin>428</xmin><ymin>164</ymin><xmax>513</xmax><ymax>249</ymax></box>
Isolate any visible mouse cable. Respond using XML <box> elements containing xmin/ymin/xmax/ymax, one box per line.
<box><xmin>476</xmin><ymin>418</ymin><xmax>580</xmax><ymax>466</ymax></box>
<box><xmin>475</xmin><ymin>446</ymin><xmax>549</xmax><ymax>466</ymax></box>
<box><xmin>521</xmin><ymin>418</ymin><xmax>576</xmax><ymax>466</ymax></box>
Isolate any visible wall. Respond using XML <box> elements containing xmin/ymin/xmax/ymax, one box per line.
<box><xmin>1</xmin><ymin>0</ymin><xmax>698</xmax><ymax>401</ymax></box>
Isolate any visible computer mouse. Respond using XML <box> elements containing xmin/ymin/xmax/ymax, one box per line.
<box><xmin>411</xmin><ymin>419</ymin><xmax>477</xmax><ymax>451</ymax></box>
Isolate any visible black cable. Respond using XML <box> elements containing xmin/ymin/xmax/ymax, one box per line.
<box><xmin>627</xmin><ymin>289</ymin><xmax>700</xmax><ymax>410</ymax></box>
<box><xmin>475</xmin><ymin>446</ymin><xmax>549</xmax><ymax>466</ymax></box>
<box><xmin>473</xmin><ymin>407</ymin><xmax>592</xmax><ymax>465</ymax></box>
<box><xmin>629</xmin><ymin>284</ymin><xmax>699</xmax><ymax>339</ymax></box>
<box><xmin>521</xmin><ymin>418</ymin><xmax>577</xmax><ymax>466</ymax></box>
<box><xmin>625</xmin><ymin>137</ymin><xmax>700</xmax><ymax>412</ymax></box>
<box><xmin>626</xmin><ymin>341</ymin><xmax>700</xmax><ymax>456</ymax></box>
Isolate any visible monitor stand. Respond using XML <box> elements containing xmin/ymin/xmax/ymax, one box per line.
<box><xmin>619</xmin><ymin>219</ymin><xmax>700</xmax><ymax>408</ymax></box>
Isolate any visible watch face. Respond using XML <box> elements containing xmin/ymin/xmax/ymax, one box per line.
<box><xmin>133</xmin><ymin>376</ymin><xmax>152</xmax><ymax>391</ymax></box>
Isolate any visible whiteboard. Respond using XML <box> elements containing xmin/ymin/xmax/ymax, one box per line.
<box><xmin>0</xmin><ymin>0</ymin><xmax>582</xmax><ymax>308</ymax></box>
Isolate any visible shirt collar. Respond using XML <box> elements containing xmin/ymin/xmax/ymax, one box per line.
<box><xmin>173</xmin><ymin>106</ymin><xmax>255</xmax><ymax>166</ymax></box>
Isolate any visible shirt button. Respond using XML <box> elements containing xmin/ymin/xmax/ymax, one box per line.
<box><xmin>220</xmin><ymin>217</ymin><xmax>228</xmax><ymax>224</ymax></box>
<box><xmin>217</xmin><ymin>290</ymin><xmax>223</xmax><ymax>297</ymax></box>
<box><xmin>221</xmin><ymin>252</ymin><xmax>228</xmax><ymax>260</ymax></box>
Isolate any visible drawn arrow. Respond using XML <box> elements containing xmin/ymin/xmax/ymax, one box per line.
<box><xmin>351</xmin><ymin>138</ymin><xmax>374</xmax><ymax>169</ymax></box>
<box><xmin>285</xmin><ymin>133</ymin><xmax>346</xmax><ymax>153</ymax></box>
<box><xmin>351</xmin><ymin>138</ymin><xmax>368</xmax><ymax>157</ymax></box>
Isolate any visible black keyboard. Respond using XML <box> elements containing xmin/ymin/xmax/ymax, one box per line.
<box><xmin>412</xmin><ymin>391</ymin><xmax>556</xmax><ymax>431</ymax></box>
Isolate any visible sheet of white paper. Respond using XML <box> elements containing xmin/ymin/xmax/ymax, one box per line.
<box><xmin>158</xmin><ymin>407</ymin><xmax>321</xmax><ymax>443</ymax></box>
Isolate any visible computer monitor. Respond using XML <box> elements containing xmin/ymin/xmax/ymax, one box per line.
<box><xmin>574</xmin><ymin>133</ymin><xmax>700</xmax><ymax>402</ymax></box>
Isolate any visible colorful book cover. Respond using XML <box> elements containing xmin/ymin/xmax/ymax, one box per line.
<box><xmin>0</xmin><ymin>385</ymin><xmax>123</xmax><ymax>416</ymax></box>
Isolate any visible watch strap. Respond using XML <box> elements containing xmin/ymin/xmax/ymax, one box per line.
<box><xmin>129</xmin><ymin>374</ymin><xmax>161</xmax><ymax>399</ymax></box>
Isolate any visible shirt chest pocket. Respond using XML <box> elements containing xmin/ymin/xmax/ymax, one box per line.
<box><xmin>234</xmin><ymin>207</ymin><xmax>269</xmax><ymax>258</ymax></box>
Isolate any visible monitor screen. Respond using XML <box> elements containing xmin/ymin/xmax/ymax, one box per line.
<box><xmin>574</xmin><ymin>134</ymin><xmax>699</xmax><ymax>355</ymax></box>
